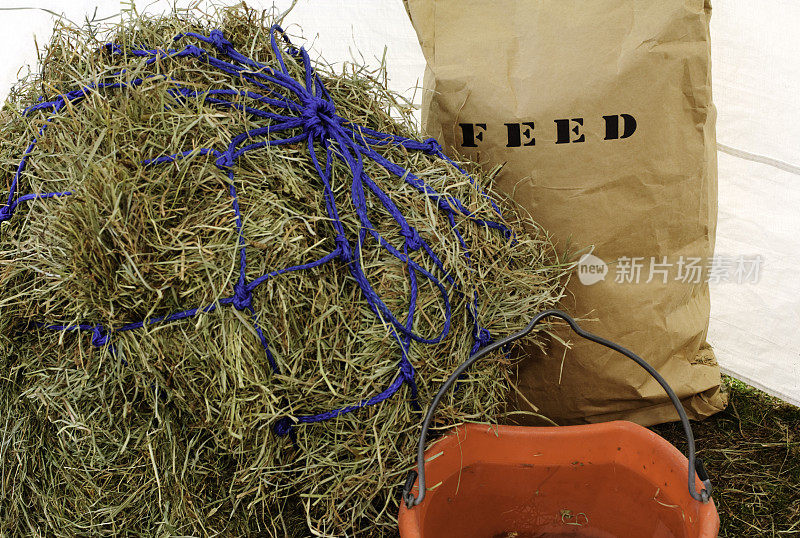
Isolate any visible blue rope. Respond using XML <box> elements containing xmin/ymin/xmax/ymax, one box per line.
<box><xmin>1</xmin><ymin>26</ymin><xmax>515</xmax><ymax>437</ymax></box>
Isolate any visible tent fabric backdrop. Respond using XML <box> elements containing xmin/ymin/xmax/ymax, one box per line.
<box><xmin>709</xmin><ymin>0</ymin><xmax>800</xmax><ymax>406</ymax></box>
<box><xmin>0</xmin><ymin>0</ymin><xmax>797</xmax><ymax>406</ymax></box>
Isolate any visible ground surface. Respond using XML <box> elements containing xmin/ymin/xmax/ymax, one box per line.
<box><xmin>652</xmin><ymin>377</ymin><xmax>800</xmax><ymax>537</ymax></box>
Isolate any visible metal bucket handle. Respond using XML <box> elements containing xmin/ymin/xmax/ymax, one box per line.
<box><xmin>402</xmin><ymin>309</ymin><xmax>713</xmax><ymax>508</ymax></box>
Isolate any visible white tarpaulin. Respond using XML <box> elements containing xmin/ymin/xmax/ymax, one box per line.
<box><xmin>709</xmin><ymin>0</ymin><xmax>800</xmax><ymax>406</ymax></box>
<box><xmin>1</xmin><ymin>0</ymin><xmax>797</xmax><ymax>405</ymax></box>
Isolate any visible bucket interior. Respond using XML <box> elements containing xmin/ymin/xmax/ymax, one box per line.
<box><xmin>398</xmin><ymin>422</ymin><xmax>719</xmax><ymax>538</ymax></box>
<box><xmin>421</xmin><ymin>461</ymin><xmax>688</xmax><ymax>537</ymax></box>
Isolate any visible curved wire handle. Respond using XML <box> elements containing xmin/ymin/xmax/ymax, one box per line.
<box><xmin>402</xmin><ymin>309</ymin><xmax>713</xmax><ymax>508</ymax></box>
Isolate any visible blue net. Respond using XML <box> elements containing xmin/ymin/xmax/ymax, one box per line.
<box><xmin>0</xmin><ymin>26</ymin><xmax>514</xmax><ymax>438</ymax></box>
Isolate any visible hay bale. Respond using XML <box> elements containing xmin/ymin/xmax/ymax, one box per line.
<box><xmin>0</xmin><ymin>6</ymin><xmax>569</xmax><ymax>536</ymax></box>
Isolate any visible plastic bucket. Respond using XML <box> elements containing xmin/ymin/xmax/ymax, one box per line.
<box><xmin>399</xmin><ymin>310</ymin><xmax>719</xmax><ymax>538</ymax></box>
<box><xmin>398</xmin><ymin>421</ymin><xmax>720</xmax><ymax>537</ymax></box>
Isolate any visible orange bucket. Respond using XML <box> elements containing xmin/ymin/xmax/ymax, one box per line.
<box><xmin>399</xmin><ymin>310</ymin><xmax>719</xmax><ymax>538</ymax></box>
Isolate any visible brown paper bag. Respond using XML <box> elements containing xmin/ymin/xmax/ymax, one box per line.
<box><xmin>405</xmin><ymin>0</ymin><xmax>727</xmax><ymax>425</ymax></box>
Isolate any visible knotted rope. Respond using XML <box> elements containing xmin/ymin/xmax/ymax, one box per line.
<box><xmin>1</xmin><ymin>26</ymin><xmax>514</xmax><ymax>437</ymax></box>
